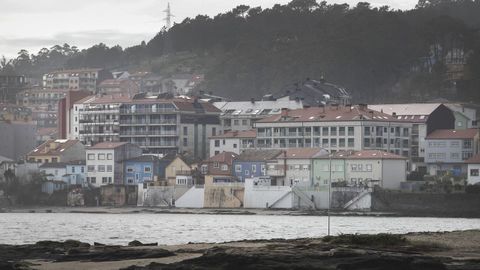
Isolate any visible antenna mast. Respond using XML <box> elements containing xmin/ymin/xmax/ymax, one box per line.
<box><xmin>163</xmin><ymin>3</ymin><xmax>174</xmax><ymax>30</ymax></box>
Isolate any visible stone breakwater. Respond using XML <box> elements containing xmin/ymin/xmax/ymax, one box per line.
<box><xmin>1</xmin><ymin>230</ymin><xmax>479</xmax><ymax>270</ymax></box>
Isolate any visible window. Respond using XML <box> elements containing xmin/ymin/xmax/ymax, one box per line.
<box><xmin>98</xmin><ymin>165</ymin><xmax>105</xmax><ymax>172</ymax></box>
<box><xmin>88</xmin><ymin>154</ymin><xmax>95</xmax><ymax>160</ymax></box>
<box><xmin>144</xmin><ymin>166</ymin><xmax>151</xmax><ymax>172</ymax></box>
<box><xmin>463</xmin><ymin>140</ymin><xmax>473</xmax><ymax>149</ymax></box>
<box><xmin>322</xmin><ymin>127</ymin><xmax>329</xmax><ymax>136</ymax></box>
<box><xmin>212</xmin><ymin>127</ymin><xmax>216</xmax><ymax>136</ymax></box>
<box><xmin>90</xmin><ymin>177</ymin><xmax>96</xmax><ymax>183</ymax></box>
<box><xmin>87</xmin><ymin>165</ymin><xmax>95</xmax><ymax>172</ymax></box>
<box><xmin>348</xmin><ymin>138</ymin><xmax>354</xmax><ymax>148</ymax></box>
<box><xmin>366</xmin><ymin>164</ymin><xmax>372</xmax><ymax>172</ymax></box>
<box><xmin>364</xmin><ymin>127</ymin><xmax>371</xmax><ymax>136</ymax></box>
<box><xmin>245</xmin><ymin>170</ymin><xmax>250</xmax><ymax>175</ymax></box>
<box><xmin>457</xmin><ymin>121</ymin><xmax>463</xmax><ymax>127</ymax></box>
<box><xmin>127</xmin><ymin>178</ymin><xmax>134</xmax><ymax>184</ymax></box>
<box><xmin>235</xmin><ymin>164</ymin><xmax>242</xmax><ymax>172</ymax></box>
<box><xmin>213</xmin><ymin>162</ymin><xmax>219</xmax><ymax>168</ymax></box>
<box><xmin>201</xmin><ymin>165</ymin><xmax>208</xmax><ymax>174</ymax></box>
<box><xmin>214</xmin><ymin>151</ymin><xmax>220</xmax><ymax>155</ymax></box>
<box><xmin>215</xmin><ymin>140</ymin><xmax>220</xmax><ymax>147</ymax></box>
<box><xmin>450</xmin><ymin>141</ymin><xmax>460</xmax><ymax>147</ymax></box>
<box><xmin>339</xmin><ymin>138</ymin><xmax>345</xmax><ymax>147</ymax></box>
<box><xmin>471</xmin><ymin>169</ymin><xmax>479</xmax><ymax>176</ymax></box>
<box><xmin>107</xmin><ymin>153</ymin><xmax>113</xmax><ymax>160</ymax></box>
<box><xmin>233</xmin><ymin>120</ymin><xmax>239</xmax><ymax>126</ymax></box>
<box><xmin>351</xmin><ymin>164</ymin><xmax>357</xmax><ymax>171</ymax></box>
<box><xmin>252</xmin><ymin>165</ymin><xmax>257</xmax><ymax>173</ymax></box>
<box><xmin>233</xmin><ymin>144</ymin><xmax>237</xmax><ymax>149</ymax></box>
<box><xmin>451</xmin><ymin>153</ymin><xmax>460</xmax><ymax>159</ymax></box>
<box><xmin>102</xmin><ymin>177</ymin><xmax>108</xmax><ymax>183</ymax></box>
<box><xmin>108</xmin><ymin>177</ymin><xmax>112</xmax><ymax>183</ymax></box>
<box><xmin>221</xmin><ymin>164</ymin><xmax>228</xmax><ymax>171</ymax></box>
<box><xmin>81</xmin><ymin>166</ymin><xmax>84</xmax><ymax>173</ymax></box>
<box><xmin>223</xmin><ymin>140</ymin><xmax>225</xmax><ymax>145</ymax></box>
<box><xmin>331</xmin><ymin>127</ymin><xmax>337</xmax><ymax>136</ymax></box>
<box><xmin>261</xmin><ymin>165</ymin><xmax>266</xmax><ymax>173</ymax></box>
<box><xmin>71</xmin><ymin>167</ymin><xmax>76</xmax><ymax>173</ymax></box>
<box><xmin>183</xmin><ymin>138</ymin><xmax>188</xmax><ymax>147</ymax></box>
<box><xmin>98</xmin><ymin>154</ymin><xmax>105</xmax><ymax>160</ymax></box>
<box><xmin>242</xmin><ymin>119</ymin><xmax>248</xmax><ymax>125</ymax></box>
<box><xmin>183</xmin><ymin>126</ymin><xmax>188</xmax><ymax>135</ymax></box>
<box><xmin>52</xmin><ymin>157</ymin><xmax>58</xmax><ymax>163</ymax></box>
<box><xmin>127</xmin><ymin>166</ymin><xmax>134</xmax><ymax>173</ymax></box>
<box><xmin>107</xmin><ymin>165</ymin><xmax>112</xmax><ymax>172</ymax></box>
<box><xmin>348</xmin><ymin>127</ymin><xmax>354</xmax><ymax>136</ymax></box>
<box><xmin>303</xmin><ymin>165</ymin><xmax>309</xmax><ymax>170</ymax></box>
<box><xmin>364</xmin><ymin>138</ymin><xmax>370</xmax><ymax>147</ymax></box>
<box><xmin>357</xmin><ymin>164</ymin><xmax>363</xmax><ymax>171</ymax></box>
<box><xmin>339</xmin><ymin>127</ymin><xmax>345</xmax><ymax>136</ymax></box>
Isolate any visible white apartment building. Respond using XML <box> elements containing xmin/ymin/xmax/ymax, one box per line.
<box><xmin>70</xmin><ymin>94</ymin><xmax>132</xmax><ymax>146</ymax></box>
<box><xmin>85</xmin><ymin>142</ymin><xmax>142</xmax><ymax>187</ymax></box>
<box><xmin>213</xmin><ymin>96</ymin><xmax>304</xmax><ymax>132</ymax></box>
<box><xmin>425</xmin><ymin>129</ymin><xmax>479</xmax><ymax>176</ymax></box>
<box><xmin>254</xmin><ymin>105</ymin><xmax>413</xmax><ymax>165</ymax></box>
<box><xmin>368</xmin><ymin>103</ymin><xmax>455</xmax><ymax>172</ymax></box>
<box><xmin>209</xmin><ymin>130</ymin><xmax>256</xmax><ymax>157</ymax></box>
<box><xmin>43</xmin><ymin>68</ymin><xmax>112</xmax><ymax>92</ymax></box>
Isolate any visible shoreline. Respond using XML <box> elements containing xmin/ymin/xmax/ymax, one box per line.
<box><xmin>2</xmin><ymin>206</ymin><xmax>480</xmax><ymax>219</ymax></box>
<box><xmin>1</xmin><ymin>230</ymin><xmax>479</xmax><ymax>270</ymax></box>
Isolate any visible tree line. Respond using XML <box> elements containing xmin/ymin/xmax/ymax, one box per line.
<box><xmin>2</xmin><ymin>0</ymin><xmax>480</xmax><ymax>103</ymax></box>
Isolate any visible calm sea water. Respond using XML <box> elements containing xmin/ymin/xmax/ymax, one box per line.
<box><xmin>0</xmin><ymin>213</ymin><xmax>479</xmax><ymax>245</ymax></box>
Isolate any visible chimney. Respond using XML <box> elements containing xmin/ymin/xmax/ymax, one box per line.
<box><xmin>392</xmin><ymin>112</ymin><xmax>397</xmax><ymax>117</ymax></box>
<box><xmin>250</xmin><ymin>98</ymin><xmax>255</xmax><ymax>104</ymax></box>
<box><xmin>281</xmin><ymin>108</ymin><xmax>288</xmax><ymax>119</ymax></box>
<box><xmin>358</xmin><ymin>104</ymin><xmax>368</xmax><ymax>111</ymax></box>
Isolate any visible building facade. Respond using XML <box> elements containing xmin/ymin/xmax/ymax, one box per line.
<box><xmin>124</xmin><ymin>155</ymin><xmax>159</xmax><ymax>185</ymax></box>
<box><xmin>233</xmin><ymin>150</ymin><xmax>283</xmax><ymax>182</ymax></box>
<box><xmin>312</xmin><ymin>150</ymin><xmax>407</xmax><ymax>190</ymax></box>
<box><xmin>368</xmin><ymin>103</ymin><xmax>455</xmax><ymax>172</ymax></box>
<box><xmin>424</xmin><ymin>129</ymin><xmax>479</xmax><ymax>176</ymax></box>
<box><xmin>209</xmin><ymin>130</ymin><xmax>256</xmax><ymax>157</ymax></box>
<box><xmin>43</xmin><ymin>68</ymin><xmax>112</xmax><ymax>92</ymax></box>
<box><xmin>466</xmin><ymin>154</ymin><xmax>480</xmax><ymax>185</ymax></box>
<box><xmin>26</xmin><ymin>139</ymin><xmax>85</xmax><ymax>164</ymax></box>
<box><xmin>85</xmin><ymin>142</ymin><xmax>142</xmax><ymax>187</ymax></box>
<box><xmin>254</xmin><ymin>105</ymin><xmax>413</xmax><ymax>167</ymax></box>
<box><xmin>213</xmin><ymin>96</ymin><xmax>304</xmax><ymax>132</ymax></box>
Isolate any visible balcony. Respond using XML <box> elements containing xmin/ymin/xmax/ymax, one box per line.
<box><xmin>120</xmin><ymin>108</ymin><xmax>176</xmax><ymax>114</ymax></box>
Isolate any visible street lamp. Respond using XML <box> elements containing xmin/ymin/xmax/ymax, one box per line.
<box><xmin>328</xmin><ymin>151</ymin><xmax>332</xmax><ymax>236</ymax></box>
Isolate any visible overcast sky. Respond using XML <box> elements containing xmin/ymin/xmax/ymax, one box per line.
<box><xmin>0</xmin><ymin>0</ymin><xmax>417</xmax><ymax>59</ymax></box>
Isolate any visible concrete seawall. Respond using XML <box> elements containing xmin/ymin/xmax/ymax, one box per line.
<box><xmin>372</xmin><ymin>189</ymin><xmax>480</xmax><ymax>218</ymax></box>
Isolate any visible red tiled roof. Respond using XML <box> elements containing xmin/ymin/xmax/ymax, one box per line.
<box><xmin>210</xmin><ymin>130</ymin><xmax>256</xmax><ymax>139</ymax></box>
<box><xmin>315</xmin><ymin>150</ymin><xmax>406</xmax><ymax>160</ymax></box>
<box><xmin>426</xmin><ymin>129</ymin><xmax>478</xmax><ymax>140</ymax></box>
<box><xmin>466</xmin><ymin>154</ymin><xmax>480</xmax><ymax>164</ymax></box>
<box><xmin>28</xmin><ymin>139</ymin><xmax>81</xmax><ymax>157</ymax></box>
<box><xmin>278</xmin><ymin>148</ymin><xmax>328</xmax><ymax>159</ymax></box>
<box><xmin>256</xmin><ymin>105</ymin><xmax>403</xmax><ymax>123</ymax></box>
<box><xmin>88</xmin><ymin>142</ymin><xmax>128</xmax><ymax>149</ymax></box>
<box><xmin>205</xmin><ymin>152</ymin><xmax>238</xmax><ymax>165</ymax></box>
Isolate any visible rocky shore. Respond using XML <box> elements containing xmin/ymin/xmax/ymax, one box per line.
<box><xmin>1</xmin><ymin>230</ymin><xmax>479</xmax><ymax>270</ymax></box>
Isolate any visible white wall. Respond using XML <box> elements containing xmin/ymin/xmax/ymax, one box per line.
<box><xmin>244</xmin><ymin>178</ymin><xmax>293</xmax><ymax>209</ymax></box>
<box><xmin>467</xmin><ymin>164</ymin><xmax>480</xmax><ymax>185</ymax></box>
<box><xmin>285</xmin><ymin>159</ymin><xmax>312</xmax><ymax>187</ymax></box>
<box><xmin>382</xmin><ymin>159</ymin><xmax>406</xmax><ymax>189</ymax></box>
<box><xmin>209</xmin><ymin>138</ymin><xmax>241</xmax><ymax>157</ymax></box>
<box><xmin>175</xmin><ymin>186</ymin><xmax>204</xmax><ymax>208</ymax></box>
<box><xmin>86</xmin><ymin>149</ymin><xmax>115</xmax><ymax>187</ymax></box>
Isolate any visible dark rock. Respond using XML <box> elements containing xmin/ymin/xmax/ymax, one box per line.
<box><xmin>128</xmin><ymin>240</ymin><xmax>158</xmax><ymax>247</ymax></box>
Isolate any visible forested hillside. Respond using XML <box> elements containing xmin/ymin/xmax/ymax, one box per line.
<box><xmin>2</xmin><ymin>0</ymin><xmax>480</xmax><ymax>103</ymax></box>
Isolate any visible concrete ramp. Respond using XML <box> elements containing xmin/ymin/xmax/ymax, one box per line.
<box><xmin>176</xmin><ymin>185</ymin><xmax>204</xmax><ymax>208</ymax></box>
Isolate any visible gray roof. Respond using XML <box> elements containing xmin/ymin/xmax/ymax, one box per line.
<box><xmin>236</xmin><ymin>150</ymin><xmax>283</xmax><ymax>162</ymax></box>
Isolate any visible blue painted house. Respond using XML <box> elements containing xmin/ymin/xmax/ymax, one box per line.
<box><xmin>64</xmin><ymin>160</ymin><xmax>86</xmax><ymax>186</ymax></box>
<box><xmin>232</xmin><ymin>150</ymin><xmax>282</xmax><ymax>182</ymax></box>
<box><xmin>124</xmin><ymin>155</ymin><xmax>160</xmax><ymax>185</ymax></box>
